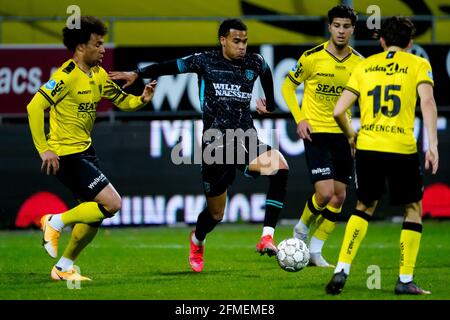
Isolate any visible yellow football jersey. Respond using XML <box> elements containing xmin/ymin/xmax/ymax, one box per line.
<box><xmin>346</xmin><ymin>50</ymin><xmax>434</xmax><ymax>154</ymax></box>
<box><xmin>28</xmin><ymin>59</ymin><xmax>145</xmax><ymax>156</ymax></box>
<box><xmin>286</xmin><ymin>41</ymin><xmax>364</xmax><ymax>133</ymax></box>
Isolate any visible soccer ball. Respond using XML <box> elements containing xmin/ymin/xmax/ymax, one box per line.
<box><xmin>276</xmin><ymin>238</ymin><xmax>310</xmax><ymax>272</ymax></box>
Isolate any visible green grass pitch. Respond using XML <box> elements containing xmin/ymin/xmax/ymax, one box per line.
<box><xmin>0</xmin><ymin>221</ymin><xmax>449</xmax><ymax>300</ymax></box>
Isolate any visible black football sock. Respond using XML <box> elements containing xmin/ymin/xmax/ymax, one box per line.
<box><xmin>264</xmin><ymin>169</ymin><xmax>289</xmax><ymax>228</ymax></box>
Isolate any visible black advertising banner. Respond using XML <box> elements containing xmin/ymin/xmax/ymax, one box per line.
<box><xmin>1</xmin><ymin>44</ymin><xmax>449</xmax><ymax>228</ymax></box>
<box><xmin>1</xmin><ymin>118</ymin><xmax>448</xmax><ymax>229</ymax></box>
<box><xmin>2</xmin><ymin>44</ymin><xmax>449</xmax><ymax>114</ymax></box>
<box><xmin>112</xmin><ymin>44</ymin><xmax>450</xmax><ymax>114</ymax></box>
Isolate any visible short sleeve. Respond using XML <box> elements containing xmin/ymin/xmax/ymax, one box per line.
<box><xmin>39</xmin><ymin>72</ymin><xmax>70</xmax><ymax>105</ymax></box>
<box><xmin>345</xmin><ymin>64</ymin><xmax>362</xmax><ymax>96</ymax></box>
<box><xmin>416</xmin><ymin>58</ymin><xmax>434</xmax><ymax>87</ymax></box>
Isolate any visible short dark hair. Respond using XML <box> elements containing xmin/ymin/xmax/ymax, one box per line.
<box><xmin>218</xmin><ymin>18</ymin><xmax>247</xmax><ymax>39</ymax></box>
<box><xmin>379</xmin><ymin>16</ymin><xmax>416</xmax><ymax>48</ymax></box>
<box><xmin>63</xmin><ymin>16</ymin><xmax>107</xmax><ymax>52</ymax></box>
<box><xmin>328</xmin><ymin>5</ymin><xmax>357</xmax><ymax>26</ymax></box>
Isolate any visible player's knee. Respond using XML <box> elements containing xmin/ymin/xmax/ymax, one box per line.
<box><xmin>101</xmin><ymin>197</ymin><xmax>122</xmax><ymax>217</ymax></box>
<box><xmin>108</xmin><ymin>201</ymin><xmax>122</xmax><ymax>215</ymax></box>
<box><xmin>332</xmin><ymin>191</ymin><xmax>346</xmax><ymax>206</ymax></box>
<box><xmin>404</xmin><ymin>202</ymin><xmax>421</xmax><ymax>222</ymax></box>
<box><xmin>71</xmin><ymin>232</ymin><xmax>83</xmax><ymax>244</ymax></box>
<box><xmin>278</xmin><ymin>161</ymin><xmax>289</xmax><ymax>171</ymax></box>
<box><xmin>272</xmin><ymin>151</ymin><xmax>289</xmax><ymax>171</ymax></box>
<box><xmin>316</xmin><ymin>190</ymin><xmax>334</xmax><ymax>204</ymax></box>
<box><xmin>207</xmin><ymin>207</ymin><xmax>225</xmax><ymax>220</ymax></box>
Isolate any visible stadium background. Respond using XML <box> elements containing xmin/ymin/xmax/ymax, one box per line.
<box><xmin>1</xmin><ymin>0</ymin><xmax>449</xmax><ymax>229</ymax></box>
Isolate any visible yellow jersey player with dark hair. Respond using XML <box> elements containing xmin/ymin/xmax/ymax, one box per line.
<box><xmin>282</xmin><ymin>5</ymin><xmax>363</xmax><ymax>267</ymax></box>
<box><xmin>326</xmin><ymin>16</ymin><xmax>438</xmax><ymax>295</ymax></box>
<box><xmin>27</xmin><ymin>16</ymin><xmax>156</xmax><ymax>281</ymax></box>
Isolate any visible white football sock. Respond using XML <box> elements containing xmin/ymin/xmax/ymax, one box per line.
<box><xmin>56</xmin><ymin>256</ymin><xmax>74</xmax><ymax>272</ymax></box>
<box><xmin>335</xmin><ymin>262</ymin><xmax>351</xmax><ymax>275</ymax></box>
<box><xmin>399</xmin><ymin>274</ymin><xmax>413</xmax><ymax>283</ymax></box>
<box><xmin>294</xmin><ymin>220</ymin><xmax>309</xmax><ymax>233</ymax></box>
<box><xmin>309</xmin><ymin>236</ymin><xmax>325</xmax><ymax>253</ymax></box>
<box><xmin>262</xmin><ymin>226</ymin><xmax>274</xmax><ymax>237</ymax></box>
<box><xmin>191</xmin><ymin>233</ymin><xmax>205</xmax><ymax>246</ymax></box>
<box><xmin>49</xmin><ymin>214</ymin><xmax>65</xmax><ymax>232</ymax></box>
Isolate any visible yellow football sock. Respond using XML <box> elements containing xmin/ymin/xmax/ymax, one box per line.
<box><xmin>399</xmin><ymin>222</ymin><xmax>422</xmax><ymax>276</ymax></box>
<box><xmin>313</xmin><ymin>205</ymin><xmax>341</xmax><ymax>241</ymax></box>
<box><xmin>61</xmin><ymin>202</ymin><xmax>107</xmax><ymax>225</ymax></box>
<box><xmin>63</xmin><ymin>223</ymin><xmax>99</xmax><ymax>261</ymax></box>
<box><xmin>337</xmin><ymin>211</ymin><xmax>370</xmax><ymax>264</ymax></box>
<box><xmin>300</xmin><ymin>194</ymin><xmax>325</xmax><ymax>228</ymax></box>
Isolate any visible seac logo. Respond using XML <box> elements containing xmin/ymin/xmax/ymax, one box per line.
<box><xmin>315</xmin><ymin>84</ymin><xmax>343</xmax><ymax>94</ymax></box>
<box><xmin>78</xmin><ymin>101</ymin><xmax>98</xmax><ymax>112</ymax></box>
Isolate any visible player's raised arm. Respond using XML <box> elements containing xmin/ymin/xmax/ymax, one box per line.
<box><xmin>109</xmin><ymin>59</ymin><xmax>186</xmax><ymax>88</ymax></box>
<box><xmin>107</xmin><ymin>71</ymin><xmax>138</xmax><ymax>88</ymax></box>
<box><xmin>141</xmin><ymin>80</ymin><xmax>158</xmax><ymax>104</ymax></box>
<box><xmin>102</xmin><ymin>72</ymin><xmax>157</xmax><ymax>112</ymax></box>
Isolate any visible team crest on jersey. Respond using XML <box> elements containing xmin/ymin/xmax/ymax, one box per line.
<box><xmin>245</xmin><ymin>69</ymin><xmax>254</xmax><ymax>80</ymax></box>
<box><xmin>44</xmin><ymin>79</ymin><xmax>57</xmax><ymax>90</ymax></box>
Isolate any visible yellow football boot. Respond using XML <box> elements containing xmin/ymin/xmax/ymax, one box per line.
<box><xmin>51</xmin><ymin>266</ymin><xmax>92</xmax><ymax>281</ymax></box>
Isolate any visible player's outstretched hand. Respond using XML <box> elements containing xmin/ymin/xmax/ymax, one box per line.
<box><xmin>108</xmin><ymin>71</ymin><xmax>138</xmax><ymax>88</ymax></box>
<box><xmin>297</xmin><ymin>120</ymin><xmax>312</xmax><ymax>142</ymax></box>
<box><xmin>425</xmin><ymin>145</ymin><xmax>439</xmax><ymax>174</ymax></box>
<box><xmin>40</xmin><ymin>150</ymin><xmax>60</xmax><ymax>175</ymax></box>
<box><xmin>141</xmin><ymin>80</ymin><xmax>157</xmax><ymax>104</ymax></box>
<box><xmin>256</xmin><ymin>98</ymin><xmax>271</xmax><ymax>115</ymax></box>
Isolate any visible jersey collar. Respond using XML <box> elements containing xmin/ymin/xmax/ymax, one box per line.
<box><xmin>325</xmin><ymin>41</ymin><xmax>353</xmax><ymax>63</ymax></box>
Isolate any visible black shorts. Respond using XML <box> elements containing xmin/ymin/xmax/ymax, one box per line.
<box><xmin>201</xmin><ymin>130</ymin><xmax>272</xmax><ymax>197</ymax></box>
<box><xmin>304</xmin><ymin>133</ymin><xmax>353</xmax><ymax>185</ymax></box>
<box><xmin>355</xmin><ymin>150</ymin><xmax>423</xmax><ymax>205</ymax></box>
<box><xmin>55</xmin><ymin>145</ymin><xmax>110</xmax><ymax>201</ymax></box>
